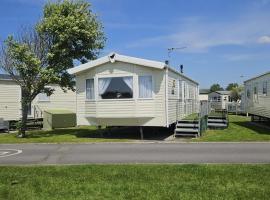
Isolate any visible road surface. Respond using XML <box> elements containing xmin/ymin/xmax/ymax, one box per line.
<box><xmin>0</xmin><ymin>142</ymin><xmax>270</xmax><ymax>165</ymax></box>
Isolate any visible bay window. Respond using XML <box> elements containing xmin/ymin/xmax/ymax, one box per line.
<box><xmin>98</xmin><ymin>76</ymin><xmax>133</xmax><ymax>99</ymax></box>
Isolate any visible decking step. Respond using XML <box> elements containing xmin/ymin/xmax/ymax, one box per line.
<box><xmin>208</xmin><ymin>123</ymin><xmax>227</xmax><ymax>127</ymax></box>
<box><xmin>175</xmin><ymin>128</ymin><xmax>199</xmax><ymax>133</ymax></box>
<box><xmin>177</xmin><ymin>120</ymin><xmax>199</xmax><ymax>124</ymax></box>
<box><xmin>208</xmin><ymin>119</ymin><xmax>227</xmax><ymax>123</ymax></box>
<box><xmin>175</xmin><ymin>133</ymin><xmax>198</xmax><ymax>137</ymax></box>
<box><xmin>177</xmin><ymin>123</ymin><xmax>199</xmax><ymax>128</ymax></box>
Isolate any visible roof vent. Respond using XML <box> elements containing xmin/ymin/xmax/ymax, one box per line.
<box><xmin>180</xmin><ymin>65</ymin><xmax>183</xmax><ymax>73</ymax></box>
<box><xmin>109</xmin><ymin>52</ymin><xmax>116</xmax><ymax>63</ymax></box>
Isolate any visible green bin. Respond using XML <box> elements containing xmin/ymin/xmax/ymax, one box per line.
<box><xmin>43</xmin><ymin>110</ymin><xmax>76</xmax><ymax>130</ymax></box>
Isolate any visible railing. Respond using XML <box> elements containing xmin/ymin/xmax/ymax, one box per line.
<box><xmin>198</xmin><ymin>100</ymin><xmax>209</xmax><ymax>136</ymax></box>
<box><xmin>33</xmin><ymin>105</ymin><xmax>43</xmax><ymax>119</ymax></box>
<box><xmin>226</xmin><ymin>102</ymin><xmax>244</xmax><ymax>114</ymax></box>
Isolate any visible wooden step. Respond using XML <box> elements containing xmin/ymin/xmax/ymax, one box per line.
<box><xmin>177</xmin><ymin>120</ymin><xmax>199</xmax><ymax>124</ymax></box>
<box><xmin>177</xmin><ymin>123</ymin><xmax>199</xmax><ymax>128</ymax></box>
<box><xmin>208</xmin><ymin>123</ymin><xmax>227</xmax><ymax>128</ymax></box>
<box><xmin>175</xmin><ymin>128</ymin><xmax>199</xmax><ymax>133</ymax></box>
<box><xmin>175</xmin><ymin>132</ymin><xmax>198</xmax><ymax>137</ymax></box>
<box><xmin>208</xmin><ymin>119</ymin><xmax>227</xmax><ymax>123</ymax></box>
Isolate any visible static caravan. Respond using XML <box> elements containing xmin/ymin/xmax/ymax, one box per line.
<box><xmin>208</xmin><ymin>91</ymin><xmax>232</xmax><ymax>110</ymax></box>
<box><xmin>243</xmin><ymin>71</ymin><xmax>270</xmax><ymax>120</ymax></box>
<box><xmin>68</xmin><ymin>53</ymin><xmax>199</xmax><ymax>128</ymax></box>
<box><xmin>0</xmin><ymin>74</ymin><xmax>76</xmax><ymax>121</ymax></box>
<box><xmin>199</xmin><ymin>89</ymin><xmax>210</xmax><ymax>101</ymax></box>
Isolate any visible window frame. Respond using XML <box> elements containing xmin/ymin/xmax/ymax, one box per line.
<box><xmin>263</xmin><ymin>81</ymin><xmax>267</xmax><ymax>96</ymax></box>
<box><xmin>38</xmin><ymin>90</ymin><xmax>51</xmax><ymax>102</ymax></box>
<box><xmin>85</xmin><ymin>78</ymin><xmax>95</xmax><ymax>101</ymax></box>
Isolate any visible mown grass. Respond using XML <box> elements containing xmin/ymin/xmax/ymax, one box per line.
<box><xmin>0</xmin><ymin>164</ymin><xmax>269</xmax><ymax>200</ymax></box>
<box><xmin>195</xmin><ymin>115</ymin><xmax>270</xmax><ymax>141</ymax></box>
<box><xmin>0</xmin><ymin>126</ymin><xmax>172</xmax><ymax>143</ymax></box>
<box><xmin>183</xmin><ymin>113</ymin><xmax>199</xmax><ymax>120</ymax></box>
<box><xmin>0</xmin><ymin>126</ymin><xmax>131</xmax><ymax>143</ymax></box>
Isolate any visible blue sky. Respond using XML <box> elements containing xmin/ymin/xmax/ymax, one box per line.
<box><xmin>0</xmin><ymin>0</ymin><xmax>270</xmax><ymax>88</ymax></box>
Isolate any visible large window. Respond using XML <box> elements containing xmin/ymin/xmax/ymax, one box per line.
<box><xmin>98</xmin><ymin>76</ymin><xmax>133</xmax><ymax>99</ymax></box>
<box><xmin>263</xmin><ymin>81</ymin><xmax>267</xmax><ymax>96</ymax></box>
<box><xmin>139</xmin><ymin>76</ymin><xmax>153</xmax><ymax>98</ymax></box>
<box><xmin>86</xmin><ymin>79</ymin><xmax>95</xmax><ymax>100</ymax></box>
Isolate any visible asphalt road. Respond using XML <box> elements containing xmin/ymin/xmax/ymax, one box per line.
<box><xmin>0</xmin><ymin>142</ymin><xmax>270</xmax><ymax>165</ymax></box>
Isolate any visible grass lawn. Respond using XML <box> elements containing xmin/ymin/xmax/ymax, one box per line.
<box><xmin>0</xmin><ymin>126</ymin><xmax>132</xmax><ymax>144</ymax></box>
<box><xmin>0</xmin><ymin>126</ymin><xmax>172</xmax><ymax>143</ymax></box>
<box><xmin>0</xmin><ymin>164</ymin><xmax>269</xmax><ymax>200</ymax></box>
<box><xmin>195</xmin><ymin>115</ymin><xmax>270</xmax><ymax>142</ymax></box>
<box><xmin>183</xmin><ymin>113</ymin><xmax>199</xmax><ymax>120</ymax></box>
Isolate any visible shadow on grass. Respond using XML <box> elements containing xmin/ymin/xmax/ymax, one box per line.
<box><xmin>25</xmin><ymin>126</ymin><xmax>174</xmax><ymax>140</ymax></box>
<box><xmin>233</xmin><ymin>121</ymin><xmax>270</xmax><ymax>135</ymax></box>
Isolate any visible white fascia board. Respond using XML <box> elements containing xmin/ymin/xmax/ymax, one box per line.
<box><xmin>244</xmin><ymin>71</ymin><xmax>270</xmax><ymax>83</ymax></box>
<box><xmin>115</xmin><ymin>54</ymin><xmax>165</xmax><ymax>69</ymax></box>
<box><xmin>67</xmin><ymin>56</ymin><xmax>110</xmax><ymax>75</ymax></box>
<box><xmin>67</xmin><ymin>52</ymin><xmax>166</xmax><ymax>75</ymax></box>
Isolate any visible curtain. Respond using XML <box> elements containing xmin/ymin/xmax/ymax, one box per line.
<box><xmin>123</xmin><ymin>76</ymin><xmax>133</xmax><ymax>91</ymax></box>
<box><xmin>98</xmin><ymin>78</ymin><xmax>112</xmax><ymax>96</ymax></box>
<box><xmin>139</xmin><ymin>76</ymin><xmax>152</xmax><ymax>98</ymax></box>
<box><xmin>86</xmin><ymin>79</ymin><xmax>94</xmax><ymax>99</ymax></box>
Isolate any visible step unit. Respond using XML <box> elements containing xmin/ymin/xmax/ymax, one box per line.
<box><xmin>174</xmin><ymin>120</ymin><xmax>199</xmax><ymax>137</ymax></box>
<box><xmin>207</xmin><ymin>116</ymin><xmax>228</xmax><ymax>129</ymax></box>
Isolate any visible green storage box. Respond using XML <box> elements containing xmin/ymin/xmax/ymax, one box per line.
<box><xmin>43</xmin><ymin>110</ymin><xmax>76</xmax><ymax>130</ymax></box>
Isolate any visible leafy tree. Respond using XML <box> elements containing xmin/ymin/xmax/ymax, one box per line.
<box><xmin>226</xmin><ymin>83</ymin><xmax>238</xmax><ymax>91</ymax></box>
<box><xmin>230</xmin><ymin>85</ymin><xmax>243</xmax><ymax>102</ymax></box>
<box><xmin>0</xmin><ymin>0</ymin><xmax>105</xmax><ymax>137</ymax></box>
<box><xmin>210</xmin><ymin>84</ymin><xmax>224</xmax><ymax>92</ymax></box>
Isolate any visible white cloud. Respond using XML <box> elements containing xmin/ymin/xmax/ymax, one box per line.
<box><xmin>258</xmin><ymin>35</ymin><xmax>270</xmax><ymax>44</ymax></box>
<box><xmin>126</xmin><ymin>12</ymin><xmax>270</xmax><ymax>53</ymax></box>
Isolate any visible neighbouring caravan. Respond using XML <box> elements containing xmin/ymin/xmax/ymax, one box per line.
<box><xmin>199</xmin><ymin>89</ymin><xmax>210</xmax><ymax>101</ymax></box>
<box><xmin>208</xmin><ymin>90</ymin><xmax>232</xmax><ymax>110</ymax></box>
<box><xmin>243</xmin><ymin>71</ymin><xmax>270</xmax><ymax>120</ymax></box>
<box><xmin>68</xmin><ymin>52</ymin><xmax>199</xmax><ymax>127</ymax></box>
<box><xmin>0</xmin><ymin>74</ymin><xmax>76</xmax><ymax>121</ymax></box>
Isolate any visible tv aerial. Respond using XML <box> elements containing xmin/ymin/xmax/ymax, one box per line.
<box><xmin>167</xmin><ymin>46</ymin><xmax>187</xmax><ymax>58</ymax></box>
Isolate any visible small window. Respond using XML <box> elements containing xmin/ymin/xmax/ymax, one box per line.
<box><xmin>247</xmin><ymin>89</ymin><xmax>250</xmax><ymax>98</ymax></box>
<box><xmin>139</xmin><ymin>76</ymin><xmax>152</xmax><ymax>98</ymax></box>
<box><xmin>263</xmin><ymin>81</ymin><xmax>267</xmax><ymax>96</ymax></box>
<box><xmin>38</xmin><ymin>93</ymin><xmax>50</xmax><ymax>102</ymax></box>
<box><xmin>86</xmin><ymin>79</ymin><xmax>95</xmax><ymax>100</ymax></box>
<box><xmin>178</xmin><ymin>80</ymin><xmax>182</xmax><ymax>99</ymax></box>
<box><xmin>99</xmin><ymin>76</ymin><xmax>133</xmax><ymax>99</ymax></box>
<box><xmin>254</xmin><ymin>86</ymin><xmax>257</xmax><ymax>95</ymax></box>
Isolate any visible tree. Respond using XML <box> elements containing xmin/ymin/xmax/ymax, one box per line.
<box><xmin>210</xmin><ymin>84</ymin><xmax>224</xmax><ymax>92</ymax></box>
<box><xmin>230</xmin><ymin>85</ymin><xmax>243</xmax><ymax>102</ymax></box>
<box><xmin>0</xmin><ymin>0</ymin><xmax>105</xmax><ymax>137</ymax></box>
<box><xmin>226</xmin><ymin>83</ymin><xmax>238</xmax><ymax>91</ymax></box>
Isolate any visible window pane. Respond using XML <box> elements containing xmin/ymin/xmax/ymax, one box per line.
<box><xmin>263</xmin><ymin>81</ymin><xmax>267</xmax><ymax>95</ymax></box>
<box><xmin>179</xmin><ymin>80</ymin><xmax>182</xmax><ymax>99</ymax></box>
<box><xmin>38</xmin><ymin>93</ymin><xmax>50</xmax><ymax>101</ymax></box>
<box><xmin>86</xmin><ymin>79</ymin><xmax>94</xmax><ymax>100</ymax></box>
<box><xmin>139</xmin><ymin>76</ymin><xmax>152</xmax><ymax>98</ymax></box>
<box><xmin>99</xmin><ymin>77</ymin><xmax>133</xmax><ymax>99</ymax></box>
